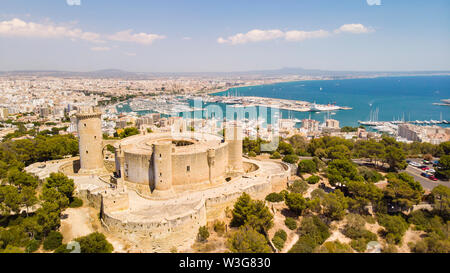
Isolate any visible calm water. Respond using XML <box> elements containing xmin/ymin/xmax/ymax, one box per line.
<box><xmin>213</xmin><ymin>76</ymin><xmax>450</xmax><ymax>127</ymax></box>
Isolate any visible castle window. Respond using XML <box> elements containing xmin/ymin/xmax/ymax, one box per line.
<box><xmin>84</xmin><ymin>123</ymin><xmax>86</xmax><ymax>127</ymax></box>
<box><xmin>94</xmin><ymin>136</ymin><xmax>97</xmax><ymax>139</ymax></box>
<box><xmin>187</xmin><ymin>166</ymin><xmax>191</xmax><ymax>172</ymax></box>
<box><xmin>86</xmin><ymin>150</ymin><xmax>88</xmax><ymax>154</ymax></box>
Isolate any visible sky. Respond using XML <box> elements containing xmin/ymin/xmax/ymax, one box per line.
<box><xmin>0</xmin><ymin>0</ymin><xmax>449</xmax><ymax>72</ymax></box>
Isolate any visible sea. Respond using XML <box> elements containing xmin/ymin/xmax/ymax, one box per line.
<box><xmin>213</xmin><ymin>76</ymin><xmax>450</xmax><ymax>127</ymax></box>
<box><xmin>117</xmin><ymin>76</ymin><xmax>450</xmax><ymax>128</ymax></box>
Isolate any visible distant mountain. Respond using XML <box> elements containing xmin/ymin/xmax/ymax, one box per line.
<box><xmin>0</xmin><ymin>67</ymin><xmax>449</xmax><ymax>79</ymax></box>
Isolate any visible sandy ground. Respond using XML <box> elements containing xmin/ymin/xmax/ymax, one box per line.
<box><xmin>60</xmin><ymin>207</ymin><xmax>95</xmax><ymax>243</ymax></box>
<box><xmin>59</xmin><ymin>206</ymin><xmax>127</xmax><ymax>253</ymax></box>
<box><xmin>399</xmin><ymin>229</ymin><xmax>425</xmax><ymax>253</ymax></box>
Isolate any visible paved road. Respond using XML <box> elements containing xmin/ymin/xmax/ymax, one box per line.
<box><xmin>298</xmin><ymin>157</ymin><xmax>449</xmax><ymax>190</ymax></box>
<box><xmin>401</xmin><ymin>165</ymin><xmax>449</xmax><ymax>190</ymax></box>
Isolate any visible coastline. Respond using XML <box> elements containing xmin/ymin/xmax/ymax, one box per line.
<box><xmin>205</xmin><ymin>73</ymin><xmax>450</xmax><ymax>96</ymax></box>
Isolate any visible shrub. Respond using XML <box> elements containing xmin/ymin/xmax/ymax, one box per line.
<box><xmin>227</xmin><ymin>225</ymin><xmax>271</xmax><ymax>253</ymax></box>
<box><xmin>43</xmin><ymin>231</ymin><xmax>63</xmax><ymax>250</ymax></box>
<box><xmin>298</xmin><ymin>216</ymin><xmax>330</xmax><ymax>245</ymax></box>
<box><xmin>382</xmin><ymin>244</ymin><xmax>398</xmax><ymax>253</ymax></box>
<box><xmin>270</xmin><ymin>152</ymin><xmax>282</xmax><ymax>159</ymax></box>
<box><xmin>272</xmin><ymin>236</ymin><xmax>285</xmax><ymax>251</ymax></box>
<box><xmin>282</xmin><ymin>154</ymin><xmax>299</xmax><ymax>164</ymax></box>
<box><xmin>69</xmin><ymin>197</ymin><xmax>83</xmax><ymax>208</ymax></box>
<box><xmin>285</xmin><ymin>217</ymin><xmax>297</xmax><ymax>230</ymax></box>
<box><xmin>316</xmin><ymin>241</ymin><xmax>353</xmax><ymax>253</ymax></box>
<box><xmin>26</xmin><ymin>239</ymin><xmax>40</xmax><ymax>253</ymax></box>
<box><xmin>54</xmin><ymin>244</ymin><xmax>71</xmax><ymax>253</ymax></box>
<box><xmin>288</xmin><ymin>180</ymin><xmax>308</xmax><ymax>194</ymax></box>
<box><xmin>289</xmin><ymin>235</ymin><xmax>316</xmax><ymax>253</ymax></box>
<box><xmin>213</xmin><ymin>221</ymin><xmax>226</xmax><ymax>235</ymax></box>
<box><xmin>285</xmin><ymin>193</ymin><xmax>307</xmax><ymax>215</ymax></box>
<box><xmin>248</xmin><ymin>151</ymin><xmax>257</xmax><ymax>157</ymax></box>
<box><xmin>350</xmin><ymin>238</ymin><xmax>368</xmax><ymax>252</ymax></box>
<box><xmin>265</xmin><ymin>192</ymin><xmax>284</xmax><ymax>203</ymax></box>
<box><xmin>290</xmin><ymin>216</ymin><xmax>330</xmax><ymax>253</ymax></box>
<box><xmin>75</xmin><ymin>232</ymin><xmax>113</xmax><ymax>253</ymax></box>
<box><xmin>274</xmin><ymin>229</ymin><xmax>287</xmax><ymax>241</ymax></box>
<box><xmin>298</xmin><ymin>160</ymin><xmax>317</xmax><ymax>174</ymax></box>
<box><xmin>306</xmin><ymin>175</ymin><xmax>320</xmax><ymax>184</ymax></box>
<box><xmin>377</xmin><ymin>214</ymin><xmax>409</xmax><ymax>245</ymax></box>
<box><xmin>197</xmin><ymin>226</ymin><xmax>210</xmax><ymax>242</ymax></box>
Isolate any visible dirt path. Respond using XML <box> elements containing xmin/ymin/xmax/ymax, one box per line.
<box><xmin>282</xmin><ymin>233</ymin><xmax>298</xmax><ymax>253</ymax></box>
<box><xmin>60</xmin><ymin>207</ymin><xmax>95</xmax><ymax>243</ymax></box>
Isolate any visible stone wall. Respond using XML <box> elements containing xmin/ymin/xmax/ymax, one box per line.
<box><xmin>102</xmin><ymin>198</ymin><xmax>207</xmax><ymax>252</ymax></box>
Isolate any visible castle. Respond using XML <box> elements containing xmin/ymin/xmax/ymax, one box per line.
<box><xmin>71</xmin><ymin>107</ymin><xmax>291</xmax><ymax>252</ymax></box>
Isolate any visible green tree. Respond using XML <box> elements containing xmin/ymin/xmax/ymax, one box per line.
<box><xmin>285</xmin><ymin>193</ymin><xmax>307</xmax><ymax>215</ymax></box>
<box><xmin>431</xmin><ymin>185</ymin><xmax>450</xmax><ymax>218</ymax></box>
<box><xmin>0</xmin><ymin>185</ymin><xmax>21</xmax><ymax>215</ymax></box>
<box><xmin>384</xmin><ymin>146</ymin><xmax>407</xmax><ymax>171</ymax></box>
<box><xmin>75</xmin><ymin>232</ymin><xmax>114</xmax><ymax>253</ymax></box>
<box><xmin>384</xmin><ymin>173</ymin><xmax>423</xmax><ymax>211</ymax></box>
<box><xmin>436</xmin><ymin>155</ymin><xmax>450</xmax><ymax>180</ymax></box>
<box><xmin>288</xmin><ymin>180</ymin><xmax>309</xmax><ymax>194</ymax></box>
<box><xmin>228</xmin><ymin>225</ymin><xmax>271</xmax><ymax>253</ymax></box>
<box><xmin>197</xmin><ymin>226</ymin><xmax>210</xmax><ymax>242</ymax></box>
<box><xmin>326</xmin><ymin>144</ymin><xmax>351</xmax><ymax>160</ymax></box>
<box><xmin>44</xmin><ymin>173</ymin><xmax>74</xmax><ymax>200</ymax></box>
<box><xmin>289</xmin><ymin>216</ymin><xmax>330</xmax><ymax>253</ymax></box>
<box><xmin>298</xmin><ymin>159</ymin><xmax>317</xmax><ymax>174</ymax></box>
<box><xmin>43</xmin><ymin>231</ymin><xmax>63</xmax><ymax>250</ymax></box>
<box><xmin>377</xmin><ymin>214</ymin><xmax>409</xmax><ymax>245</ymax></box>
<box><xmin>306</xmin><ymin>175</ymin><xmax>320</xmax><ymax>185</ymax></box>
<box><xmin>326</xmin><ymin>159</ymin><xmax>362</xmax><ymax>187</ymax></box>
<box><xmin>316</xmin><ymin>241</ymin><xmax>353</xmax><ymax>253</ymax></box>
<box><xmin>230</xmin><ymin>193</ymin><xmax>273</xmax><ymax>234</ymax></box>
<box><xmin>322</xmin><ymin>190</ymin><xmax>348</xmax><ymax>221</ymax></box>
<box><xmin>265</xmin><ymin>192</ymin><xmax>284</xmax><ymax>203</ymax></box>
<box><xmin>269</xmin><ymin>151</ymin><xmax>282</xmax><ymax>159</ymax></box>
<box><xmin>285</xmin><ymin>217</ymin><xmax>297</xmax><ymax>230</ymax></box>
<box><xmin>282</xmin><ymin>154</ymin><xmax>299</xmax><ymax>164</ymax></box>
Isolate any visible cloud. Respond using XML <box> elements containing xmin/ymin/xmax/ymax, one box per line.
<box><xmin>0</xmin><ymin>18</ymin><xmax>166</xmax><ymax>46</ymax></box>
<box><xmin>218</xmin><ymin>24</ymin><xmax>373</xmax><ymax>45</ymax></box>
<box><xmin>285</xmin><ymin>30</ymin><xmax>330</xmax><ymax>41</ymax></box>
<box><xmin>218</xmin><ymin>29</ymin><xmax>284</xmax><ymax>45</ymax></box>
<box><xmin>366</xmin><ymin>0</ymin><xmax>381</xmax><ymax>6</ymax></box>
<box><xmin>334</xmin><ymin>24</ymin><xmax>372</xmax><ymax>34</ymax></box>
<box><xmin>182</xmin><ymin>37</ymin><xmax>192</xmax><ymax>40</ymax></box>
<box><xmin>108</xmin><ymin>29</ymin><xmax>166</xmax><ymax>45</ymax></box>
<box><xmin>124</xmin><ymin>52</ymin><xmax>137</xmax><ymax>57</ymax></box>
<box><xmin>0</xmin><ymin>18</ymin><xmax>102</xmax><ymax>42</ymax></box>
<box><xmin>91</xmin><ymin>46</ymin><xmax>110</xmax><ymax>51</ymax></box>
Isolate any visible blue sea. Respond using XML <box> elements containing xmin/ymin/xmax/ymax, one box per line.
<box><xmin>212</xmin><ymin>76</ymin><xmax>450</xmax><ymax>127</ymax></box>
<box><xmin>117</xmin><ymin>76</ymin><xmax>450</xmax><ymax>128</ymax></box>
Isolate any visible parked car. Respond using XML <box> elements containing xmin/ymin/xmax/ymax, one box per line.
<box><xmin>423</xmin><ymin>160</ymin><xmax>431</xmax><ymax>165</ymax></box>
<box><xmin>421</xmin><ymin>166</ymin><xmax>430</xmax><ymax>171</ymax></box>
<box><xmin>421</xmin><ymin>172</ymin><xmax>430</xmax><ymax>178</ymax></box>
<box><xmin>429</xmin><ymin>176</ymin><xmax>438</xmax><ymax>181</ymax></box>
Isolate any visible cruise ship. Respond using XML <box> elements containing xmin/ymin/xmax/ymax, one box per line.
<box><xmin>309</xmin><ymin>103</ymin><xmax>341</xmax><ymax>112</ymax></box>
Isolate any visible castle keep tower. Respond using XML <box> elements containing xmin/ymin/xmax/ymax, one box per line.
<box><xmin>152</xmin><ymin>141</ymin><xmax>174</xmax><ymax>196</ymax></box>
<box><xmin>225</xmin><ymin>123</ymin><xmax>243</xmax><ymax>173</ymax></box>
<box><xmin>76</xmin><ymin>106</ymin><xmax>105</xmax><ymax>174</ymax></box>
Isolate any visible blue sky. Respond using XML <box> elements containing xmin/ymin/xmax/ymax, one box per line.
<box><xmin>0</xmin><ymin>0</ymin><xmax>449</xmax><ymax>72</ymax></box>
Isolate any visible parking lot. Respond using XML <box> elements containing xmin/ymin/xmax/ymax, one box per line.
<box><xmin>403</xmin><ymin>159</ymin><xmax>449</xmax><ymax>190</ymax></box>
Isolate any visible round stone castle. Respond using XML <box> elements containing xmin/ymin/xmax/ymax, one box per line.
<box><xmin>114</xmin><ymin>126</ymin><xmax>245</xmax><ymax>198</ymax></box>
<box><xmin>69</xmin><ymin>107</ymin><xmax>291</xmax><ymax>252</ymax></box>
